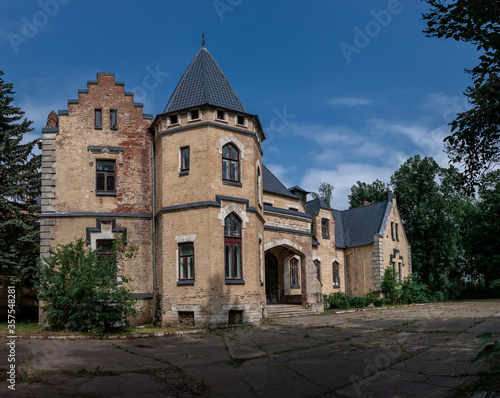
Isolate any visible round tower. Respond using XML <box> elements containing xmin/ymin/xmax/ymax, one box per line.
<box><xmin>152</xmin><ymin>46</ymin><xmax>266</xmax><ymax>326</ymax></box>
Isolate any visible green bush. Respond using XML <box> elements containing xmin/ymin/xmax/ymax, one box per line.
<box><xmin>349</xmin><ymin>296</ymin><xmax>366</xmax><ymax>308</ymax></box>
<box><xmin>400</xmin><ymin>274</ymin><xmax>431</xmax><ymax>304</ymax></box>
<box><xmin>364</xmin><ymin>292</ymin><xmax>384</xmax><ymax>307</ymax></box>
<box><xmin>430</xmin><ymin>290</ymin><xmax>445</xmax><ymax>302</ymax></box>
<box><xmin>35</xmin><ymin>237</ymin><xmax>140</xmax><ymax>336</ymax></box>
<box><xmin>324</xmin><ymin>292</ymin><xmax>350</xmax><ymax>310</ymax></box>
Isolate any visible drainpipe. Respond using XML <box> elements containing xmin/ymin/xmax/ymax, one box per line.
<box><xmin>151</xmin><ymin>136</ymin><xmax>157</xmax><ymax>324</ymax></box>
<box><xmin>344</xmin><ymin>254</ymin><xmax>348</xmax><ymax>294</ymax></box>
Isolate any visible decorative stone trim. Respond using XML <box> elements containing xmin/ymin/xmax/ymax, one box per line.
<box><xmin>85</xmin><ymin>218</ymin><xmax>127</xmax><ymax>244</ymax></box>
<box><xmin>216</xmin><ymin>135</ymin><xmax>246</xmax><ymax>159</ymax></box>
<box><xmin>87</xmin><ymin>146</ymin><xmax>124</xmax><ymax>166</ymax></box>
<box><xmin>264</xmin><ymin>222</ymin><xmax>310</xmax><ymax>234</ymax></box>
<box><xmin>372</xmin><ymin>234</ymin><xmax>384</xmax><ymax>288</ymax></box>
<box><xmin>175</xmin><ymin>234</ymin><xmax>196</xmax><ymax>243</ymax></box>
<box><xmin>264</xmin><ymin>239</ymin><xmax>304</xmax><ymax>255</ymax></box>
<box><xmin>217</xmin><ymin>203</ymin><xmax>249</xmax><ymax>228</ymax></box>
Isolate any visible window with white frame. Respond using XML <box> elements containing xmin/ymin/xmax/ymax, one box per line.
<box><xmin>188</xmin><ymin>109</ymin><xmax>201</xmax><ymax>122</ymax></box>
<box><xmin>167</xmin><ymin>114</ymin><xmax>180</xmax><ymax>127</ymax></box>
<box><xmin>178</xmin><ymin>242</ymin><xmax>194</xmax><ymax>281</ymax></box>
<box><xmin>215</xmin><ymin>109</ymin><xmax>228</xmax><ymax>122</ymax></box>
<box><xmin>224</xmin><ymin>213</ymin><xmax>242</xmax><ymax>281</ymax></box>
<box><xmin>235</xmin><ymin>114</ymin><xmax>247</xmax><ymax>127</ymax></box>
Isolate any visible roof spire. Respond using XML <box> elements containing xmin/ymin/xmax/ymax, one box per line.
<box><xmin>200</xmin><ymin>29</ymin><xmax>206</xmax><ymax>48</ymax></box>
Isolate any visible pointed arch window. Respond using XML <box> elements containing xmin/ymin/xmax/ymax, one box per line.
<box><xmin>222</xmin><ymin>143</ymin><xmax>240</xmax><ymax>183</ymax></box>
<box><xmin>290</xmin><ymin>257</ymin><xmax>300</xmax><ymax>288</ymax></box>
<box><xmin>333</xmin><ymin>261</ymin><xmax>340</xmax><ymax>288</ymax></box>
<box><xmin>224</xmin><ymin>213</ymin><xmax>243</xmax><ymax>282</ymax></box>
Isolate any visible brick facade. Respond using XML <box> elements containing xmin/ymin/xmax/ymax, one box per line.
<box><xmin>41</xmin><ymin>51</ymin><xmax>411</xmax><ymax>327</ymax></box>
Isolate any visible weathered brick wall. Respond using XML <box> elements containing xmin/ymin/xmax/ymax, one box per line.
<box><xmin>40</xmin><ymin>73</ymin><xmax>154</xmax><ymax>325</ymax></box>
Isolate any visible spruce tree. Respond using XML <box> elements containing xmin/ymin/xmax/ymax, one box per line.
<box><xmin>0</xmin><ymin>70</ymin><xmax>41</xmax><ymax>285</ymax></box>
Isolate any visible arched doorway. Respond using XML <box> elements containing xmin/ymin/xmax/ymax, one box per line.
<box><xmin>265</xmin><ymin>253</ymin><xmax>279</xmax><ymax>304</ymax></box>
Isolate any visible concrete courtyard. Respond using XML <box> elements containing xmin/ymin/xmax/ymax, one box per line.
<box><xmin>2</xmin><ymin>300</ymin><xmax>499</xmax><ymax>397</ymax></box>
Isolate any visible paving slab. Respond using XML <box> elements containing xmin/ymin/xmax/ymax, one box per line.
<box><xmin>5</xmin><ymin>300</ymin><xmax>500</xmax><ymax>397</ymax></box>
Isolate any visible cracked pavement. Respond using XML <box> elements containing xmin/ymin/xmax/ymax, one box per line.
<box><xmin>2</xmin><ymin>300</ymin><xmax>499</xmax><ymax>397</ymax></box>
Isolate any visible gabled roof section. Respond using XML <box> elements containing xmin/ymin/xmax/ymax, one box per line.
<box><xmin>332</xmin><ymin>197</ymin><xmax>393</xmax><ymax>248</ymax></box>
<box><xmin>262</xmin><ymin>165</ymin><xmax>297</xmax><ymax>199</ymax></box>
<box><xmin>164</xmin><ymin>47</ymin><xmax>247</xmax><ymax>114</ymax></box>
<box><xmin>306</xmin><ymin>197</ymin><xmax>331</xmax><ymax>216</ymax></box>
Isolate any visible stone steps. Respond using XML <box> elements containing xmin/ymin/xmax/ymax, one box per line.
<box><xmin>266</xmin><ymin>304</ymin><xmax>317</xmax><ymax>318</ymax></box>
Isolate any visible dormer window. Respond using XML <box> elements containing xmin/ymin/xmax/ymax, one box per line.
<box><xmin>167</xmin><ymin>114</ymin><xmax>179</xmax><ymax>127</ymax></box>
<box><xmin>236</xmin><ymin>115</ymin><xmax>247</xmax><ymax>127</ymax></box>
<box><xmin>188</xmin><ymin>109</ymin><xmax>201</xmax><ymax>122</ymax></box>
<box><xmin>215</xmin><ymin>110</ymin><xmax>228</xmax><ymax>122</ymax></box>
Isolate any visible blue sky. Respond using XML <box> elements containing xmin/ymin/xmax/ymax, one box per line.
<box><xmin>1</xmin><ymin>0</ymin><xmax>477</xmax><ymax>209</ymax></box>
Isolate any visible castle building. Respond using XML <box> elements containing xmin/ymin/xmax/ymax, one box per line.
<box><xmin>39</xmin><ymin>46</ymin><xmax>411</xmax><ymax>326</ymax></box>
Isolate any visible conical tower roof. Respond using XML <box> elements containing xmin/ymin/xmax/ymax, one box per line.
<box><xmin>164</xmin><ymin>47</ymin><xmax>246</xmax><ymax>114</ymax></box>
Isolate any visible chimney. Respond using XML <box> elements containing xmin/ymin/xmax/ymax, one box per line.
<box><xmin>46</xmin><ymin>111</ymin><xmax>58</xmax><ymax>128</ymax></box>
<box><xmin>359</xmin><ymin>198</ymin><xmax>372</xmax><ymax>207</ymax></box>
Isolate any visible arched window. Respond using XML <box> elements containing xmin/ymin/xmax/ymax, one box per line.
<box><xmin>290</xmin><ymin>257</ymin><xmax>300</xmax><ymax>288</ymax></box>
<box><xmin>257</xmin><ymin>165</ymin><xmax>262</xmax><ymax>206</ymax></box>
<box><xmin>314</xmin><ymin>259</ymin><xmax>321</xmax><ymax>282</ymax></box>
<box><xmin>333</xmin><ymin>261</ymin><xmax>340</xmax><ymax>287</ymax></box>
<box><xmin>222</xmin><ymin>143</ymin><xmax>240</xmax><ymax>182</ymax></box>
<box><xmin>224</xmin><ymin>213</ymin><xmax>242</xmax><ymax>279</ymax></box>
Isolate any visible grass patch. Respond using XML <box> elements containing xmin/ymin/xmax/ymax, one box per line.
<box><xmin>0</xmin><ymin>322</ymin><xmax>199</xmax><ymax>339</ymax></box>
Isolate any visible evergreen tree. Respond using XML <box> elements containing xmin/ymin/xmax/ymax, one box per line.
<box><xmin>0</xmin><ymin>70</ymin><xmax>41</xmax><ymax>285</ymax></box>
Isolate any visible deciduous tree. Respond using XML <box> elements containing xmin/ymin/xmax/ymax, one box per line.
<box><xmin>348</xmin><ymin>179</ymin><xmax>390</xmax><ymax>208</ymax></box>
<box><xmin>422</xmin><ymin>0</ymin><xmax>500</xmax><ymax>191</ymax></box>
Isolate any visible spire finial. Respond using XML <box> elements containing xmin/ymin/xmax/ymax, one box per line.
<box><xmin>200</xmin><ymin>29</ymin><xmax>206</xmax><ymax>48</ymax></box>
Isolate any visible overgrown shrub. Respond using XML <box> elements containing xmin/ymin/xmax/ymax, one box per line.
<box><xmin>400</xmin><ymin>274</ymin><xmax>431</xmax><ymax>304</ymax></box>
<box><xmin>324</xmin><ymin>292</ymin><xmax>350</xmax><ymax>310</ymax></box>
<box><xmin>35</xmin><ymin>237</ymin><xmax>140</xmax><ymax>336</ymax></box>
<box><xmin>349</xmin><ymin>296</ymin><xmax>366</xmax><ymax>308</ymax></box>
<box><xmin>365</xmin><ymin>292</ymin><xmax>384</xmax><ymax>307</ymax></box>
<box><xmin>381</xmin><ymin>266</ymin><xmax>401</xmax><ymax>304</ymax></box>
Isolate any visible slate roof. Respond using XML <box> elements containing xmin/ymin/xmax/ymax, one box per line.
<box><xmin>332</xmin><ymin>198</ymin><xmax>392</xmax><ymax>248</ymax></box>
<box><xmin>164</xmin><ymin>47</ymin><xmax>247</xmax><ymax>114</ymax></box>
<box><xmin>262</xmin><ymin>165</ymin><xmax>297</xmax><ymax>198</ymax></box>
<box><xmin>288</xmin><ymin>185</ymin><xmax>309</xmax><ymax>193</ymax></box>
<box><xmin>305</xmin><ymin>197</ymin><xmax>331</xmax><ymax>215</ymax></box>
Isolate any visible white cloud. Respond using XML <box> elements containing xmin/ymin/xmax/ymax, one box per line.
<box><xmin>300</xmin><ymin>163</ymin><xmax>395</xmax><ymax>210</ymax></box>
<box><xmin>265</xmin><ymin>163</ymin><xmax>297</xmax><ymax>190</ymax></box>
<box><xmin>328</xmin><ymin>97</ymin><xmax>372</xmax><ymax>107</ymax></box>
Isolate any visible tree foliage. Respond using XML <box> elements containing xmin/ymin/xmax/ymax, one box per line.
<box><xmin>348</xmin><ymin>179</ymin><xmax>391</xmax><ymax>208</ymax></box>
<box><xmin>0</xmin><ymin>70</ymin><xmax>41</xmax><ymax>285</ymax></box>
<box><xmin>422</xmin><ymin>0</ymin><xmax>500</xmax><ymax>191</ymax></box>
<box><xmin>35</xmin><ymin>237</ymin><xmax>140</xmax><ymax>336</ymax></box>
<box><xmin>311</xmin><ymin>182</ymin><xmax>334</xmax><ymax>208</ymax></box>
<box><xmin>390</xmin><ymin>156</ymin><xmax>463</xmax><ymax>290</ymax></box>
<box><xmin>459</xmin><ymin>170</ymin><xmax>500</xmax><ymax>287</ymax></box>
